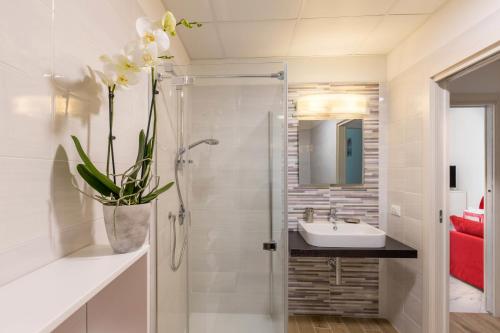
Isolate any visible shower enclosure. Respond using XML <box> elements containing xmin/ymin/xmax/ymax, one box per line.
<box><xmin>155</xmin><ymin>63</ymin><xmax>288</xmax><ymax>333</ymax></box>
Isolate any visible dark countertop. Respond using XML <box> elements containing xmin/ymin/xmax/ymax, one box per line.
<box><xmin>289</xmin><ymin>231</ymin><xmax>418</xmax><ymax>258</ymax></box>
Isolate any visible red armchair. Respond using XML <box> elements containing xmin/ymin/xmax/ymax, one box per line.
<box><xmin>450</xmin><ymin>215</ymin><xmax>484</xmax><ymax>290</ymax></box>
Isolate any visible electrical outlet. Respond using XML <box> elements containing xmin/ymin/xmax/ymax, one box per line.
<box><xmin>390</xmin><ymin>204</ymin><xmax>402</xmax><ymax>217</ymax></box>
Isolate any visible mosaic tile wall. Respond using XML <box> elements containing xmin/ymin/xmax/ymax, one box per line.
<box><xmin>287</xmin><ymin>83</ymin><xmax>380</xmax><ymax>316</ymax></box>
<box><xmin>289</xmin><ymin>257</ymin><xmax>379</xmax><ymax>316</ymax></box>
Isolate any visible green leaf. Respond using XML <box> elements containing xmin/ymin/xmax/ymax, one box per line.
<box><xmin>71</xmin><ymin>135</ymin><xmax>120</xmax><ymax>196</ymax></box>
<box><xmin>125</xmin><ymin>130</ymin><xmax>146</xmax><ymax>195</ymax></box>
<box><xmin>141</xmin><ymin>181</ymin><xmax>174</xmax><ymax>203</ymax></box>
<box><xmin>139</xmin><ymin>138</ymin><xmax>155</xmax><ymax>190</ymax></box>
<box><xmin>76</xmin><ymin>164</ymin><xmax>114</xmax><ymax>196</ymax></box>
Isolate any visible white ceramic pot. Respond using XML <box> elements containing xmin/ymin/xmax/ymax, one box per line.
<box><xmin>103</xmin><ymin>203</ymin><xmax>151</xmax><ymax>253</ymax></box>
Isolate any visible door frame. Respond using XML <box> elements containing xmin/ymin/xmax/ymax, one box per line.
<box><xmin>430</xmin><ymin>50</ymin><xmax>500</xmax><ymax>333</ymax></box>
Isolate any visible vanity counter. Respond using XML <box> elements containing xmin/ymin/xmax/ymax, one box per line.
<box><xmin>289</xmin><ymin>231</ymin><xmax>418</xmax><ymax>258</ymax></box>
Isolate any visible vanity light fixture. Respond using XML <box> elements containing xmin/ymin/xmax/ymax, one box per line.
<box><xmin>295</xmin><ymin>93</ymin><xmax>369</xmax><ymax>119</ymax></box>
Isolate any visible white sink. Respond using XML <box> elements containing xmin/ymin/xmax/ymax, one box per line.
<box><xmin>298</xmin><ymin>221</ymin><xmax>386</xmax><ymax>248</ymax></box>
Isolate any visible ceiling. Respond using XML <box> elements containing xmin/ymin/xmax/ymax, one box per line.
<box><xmin>163</xmin><ymin>0</ymin><xmax>447</xmax><ymax>60</ymax></box>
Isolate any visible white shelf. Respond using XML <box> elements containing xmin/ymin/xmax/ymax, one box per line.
<box><xmin>0</xmin><ymin>244</ymin><xmax>149</xmax><ymax>333</ymax></box>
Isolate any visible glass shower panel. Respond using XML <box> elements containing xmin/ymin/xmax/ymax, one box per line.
<box><xmin>269</xmin><ymin>109</ymin><xmax>287</xmax><ymax>333</ymax></box>
<box><xmin>180</xmin><ymin>63</ymin><xmax>286</xmax><ymax>333</ymax></box>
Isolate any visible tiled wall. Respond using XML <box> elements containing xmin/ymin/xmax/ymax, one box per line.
<box><xmin>0</xmin><ymin>1</ymin><xmax>189</xmax><ymax>332</ymax></box>
<box><xmin>287</xmin><ymin>83</ymin><xmax>380</xmax><ymax>316</ymax></box>
<box><xmin>289</xmin><ymin>257</ymin><xmax>379</xmax><ymax>317</ymax></box>
<box><xmin>0</xmin><ymin>0</ymin><xmax>156</xmax><ymax>286</ymax></box>
<box><xmin>188</xmin><ymin>83</ymin><xmax>284</xmax><ymax>314</ymax></box>
<box><xmin>288</xmin><ymin>83</ymin><xmax>380</xmax><ymax>229</ymax></box>
<box><xmin>383</xmin><ymin>50</ymin><xmax>426</xmax><ymax>333</ymax></box>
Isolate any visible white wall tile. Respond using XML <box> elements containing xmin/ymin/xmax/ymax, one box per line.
<box><xmin>403</xmin><ymin>292</ymin><xmax>423</xmax><ymax>326</ymax></box>
<box><xmin>403</xmin><ymin>217</ymin><xmax>422</xmax><ymax>249</ymax></box>
<box><xmin>0</xmin><ymin>65</ymin><xmax>53</xmax><ymax>159</ymax></box>
<box><xmin>386</xmin><ymin>63</ymin><xmax>425</xmax><ymax>333</ymax></box>
<box><xmin>191</xmin><ymin>272</ymin><xmax>238</xmax><ymax>293</ymax></box>
<box><xmin>0</xmin><ymin>0</ymin><xmax>52</xmax><ymax>75</ymax></box>
<box><xmin>0</xmin><ymin>158</ymin><xmax>52</xmax><ymax>252</ymax></box>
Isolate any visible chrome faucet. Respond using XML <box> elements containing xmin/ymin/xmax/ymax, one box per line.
<box><xmin>304</xmin><ymin>207</ymin><xmax>314</xmax><ymax>223</ymax></box>
<box><xmin>329</xmin><ymin>208</ymin><xmax>338</xmax><ymax>231</ymax></box>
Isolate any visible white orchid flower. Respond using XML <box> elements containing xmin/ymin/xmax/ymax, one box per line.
<box><xmin>95</xmin><ymin>55</ymin><xmax>117</xmax><ymax>86</ymax></box>
<box><xmin>136</xmin><ymin>17</ymin><xmax>170</xmax><ymax>52</ymax></box>
<box><xmin>96</xmin><ymin>69</ymin><xmax>116</xmax><ymax>86</ymax></box>
<box><xmin>113</xmin><ymin>54</ymin><xmax>141</xmax><ymax>73</ymax></box>
<box><xmin>115</xmin><ymin>70</ymin><xmax>139</xmax><ymax>88</ymax></box>
<box><xmin>95</xmin><ymin>53</ymin><xmax>140</xmax><ymax>87</ymax></box>
<box><xmin>130</xmin><ymin>42</ymin><xmax>159</xmax><ymax>68</ymax></box>
<box><xmin>161</xmin><ymin>11</ymin><xmax>177</xmax><ymax>36</ymax></box>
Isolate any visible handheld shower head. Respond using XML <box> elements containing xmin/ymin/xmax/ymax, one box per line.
<box><xmin>175</xmin><ymin>137</ymin><xmax>219</xmax><ymax>211</ymax></box>
<box><xmin>188</xmin><ymin>138</ymin><xmax>219</xmax><ymax>150</ymax></box>
<box><xmin>176</xmin><ymin>138</ymin><xmax>219</xmax><ymax>158</ymax></box>
<box><xmin>205</xmin><ymin>138</ymin><xmax>219</xmax><ymax>145</ymax></box>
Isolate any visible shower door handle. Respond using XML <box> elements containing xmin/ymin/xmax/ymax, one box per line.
<box><xmin>263</xmin><ymin>241</ymin><xmax>277</xmax><ymax>251</ymax></box>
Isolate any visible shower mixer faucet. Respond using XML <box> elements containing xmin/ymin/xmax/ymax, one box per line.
<box><xmin>169</xmin><ymin>138</ymin><xmax>219</xmax><ymax>272</ymax></box>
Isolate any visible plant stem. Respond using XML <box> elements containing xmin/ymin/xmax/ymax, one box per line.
<box><xmin>151</xmin><ymin>72</ymin><xmax>158</xmax><ymax>153</ymax></box>
<box><xmin>144</xmin><ymin>68</ymin><xmax>157</xmax><ymax>144</ymax></box>
<box><xmin>107</xmin><ymin>85</ymin><xmax>117</xmax><ymax>184</ymax></box>
<box><xmin>140</xmin><ymin>67</ymin><xmax>158</xmax><ymax>201</ymax></box>
<box><xmin>106</xmin><ymin>88</ymin><xmax>111</xmax><ymax>177</ymax></box>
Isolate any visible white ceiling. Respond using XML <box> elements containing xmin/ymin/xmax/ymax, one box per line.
<box><xmin>163</xmin><ymin>0</ymin><xmax>447</xmax><ymax>60</ymax></box>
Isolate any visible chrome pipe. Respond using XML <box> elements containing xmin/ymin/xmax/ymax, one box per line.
<box><xmin>158</xmin><ymin>70</ymin><xmax>285</xmax><ymax>82</ymax></box>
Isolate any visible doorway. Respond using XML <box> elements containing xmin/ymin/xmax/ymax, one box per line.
<box><xmin>433</xmin><ymin>53</ymin><xmax>500</xmax><ymax>332</ymax></box>
<box><xmin>447</xmin><ymin>105</ymin><xmax>488</xmax><ymax>314</ymax></box>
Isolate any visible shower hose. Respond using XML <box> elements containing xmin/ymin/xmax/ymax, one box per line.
<box><xmin>170</xmin><ymin>152</ymin><xmax>188</xmax><ymax>272</ymax></box>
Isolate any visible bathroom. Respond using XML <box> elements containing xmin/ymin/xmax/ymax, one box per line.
<box><xmin>1</xmin><ymin>1</ymin><xmax>500</xmax><ymax>333</ymax></box>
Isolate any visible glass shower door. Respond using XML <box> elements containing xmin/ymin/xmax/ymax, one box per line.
<box><xmin>181</xmin><ymin>63</ymin><xmax>287</xmax><ymax>333</ymax></box>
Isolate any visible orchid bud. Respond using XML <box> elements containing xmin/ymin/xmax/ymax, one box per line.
<box><xmin>162</xmin><ymin>11</ymin><xmax>177</xmax><ymax>36</ymax></box>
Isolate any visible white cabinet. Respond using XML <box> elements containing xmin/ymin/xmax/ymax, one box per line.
<box><xmin>448</xmin><ymin>190</ymin><xmax>467</xmax><ymax>217</ymax></box>
<box><xmin>0</xmin><ymin>245</ymin><xmax>149</xmax><ymax>333</ymax></box>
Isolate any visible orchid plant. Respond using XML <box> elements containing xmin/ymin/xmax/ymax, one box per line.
<box><xmin>72</xmin><ymin>11</ymin><xmax>201</xmax><ymax>206</ymax></box>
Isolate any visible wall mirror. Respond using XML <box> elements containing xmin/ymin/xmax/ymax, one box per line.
<box><xmin>298</xmin><ymin>119</ymin><xmax>364</xmax><ymax>186</ymax></box>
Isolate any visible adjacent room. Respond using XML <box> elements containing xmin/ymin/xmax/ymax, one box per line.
<box><xmin>447</xmin><ymin>106</ymin><xmax>487</xmax><ymax>314</ymax></box>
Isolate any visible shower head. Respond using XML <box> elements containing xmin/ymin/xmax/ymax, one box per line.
<box><xmin>188</xmin><ymin>138</ymin><xmax>219</xmax><ymax>150</ymax></box>
<box><xmin>174</xmin><ymin>137</ymin><xmax>219</xmax><ymax>213</ymax></box>
<box><xmin>176</xmin><ymin>138</ymin><xmax>219</xmax><ymax>158</ymax></box>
